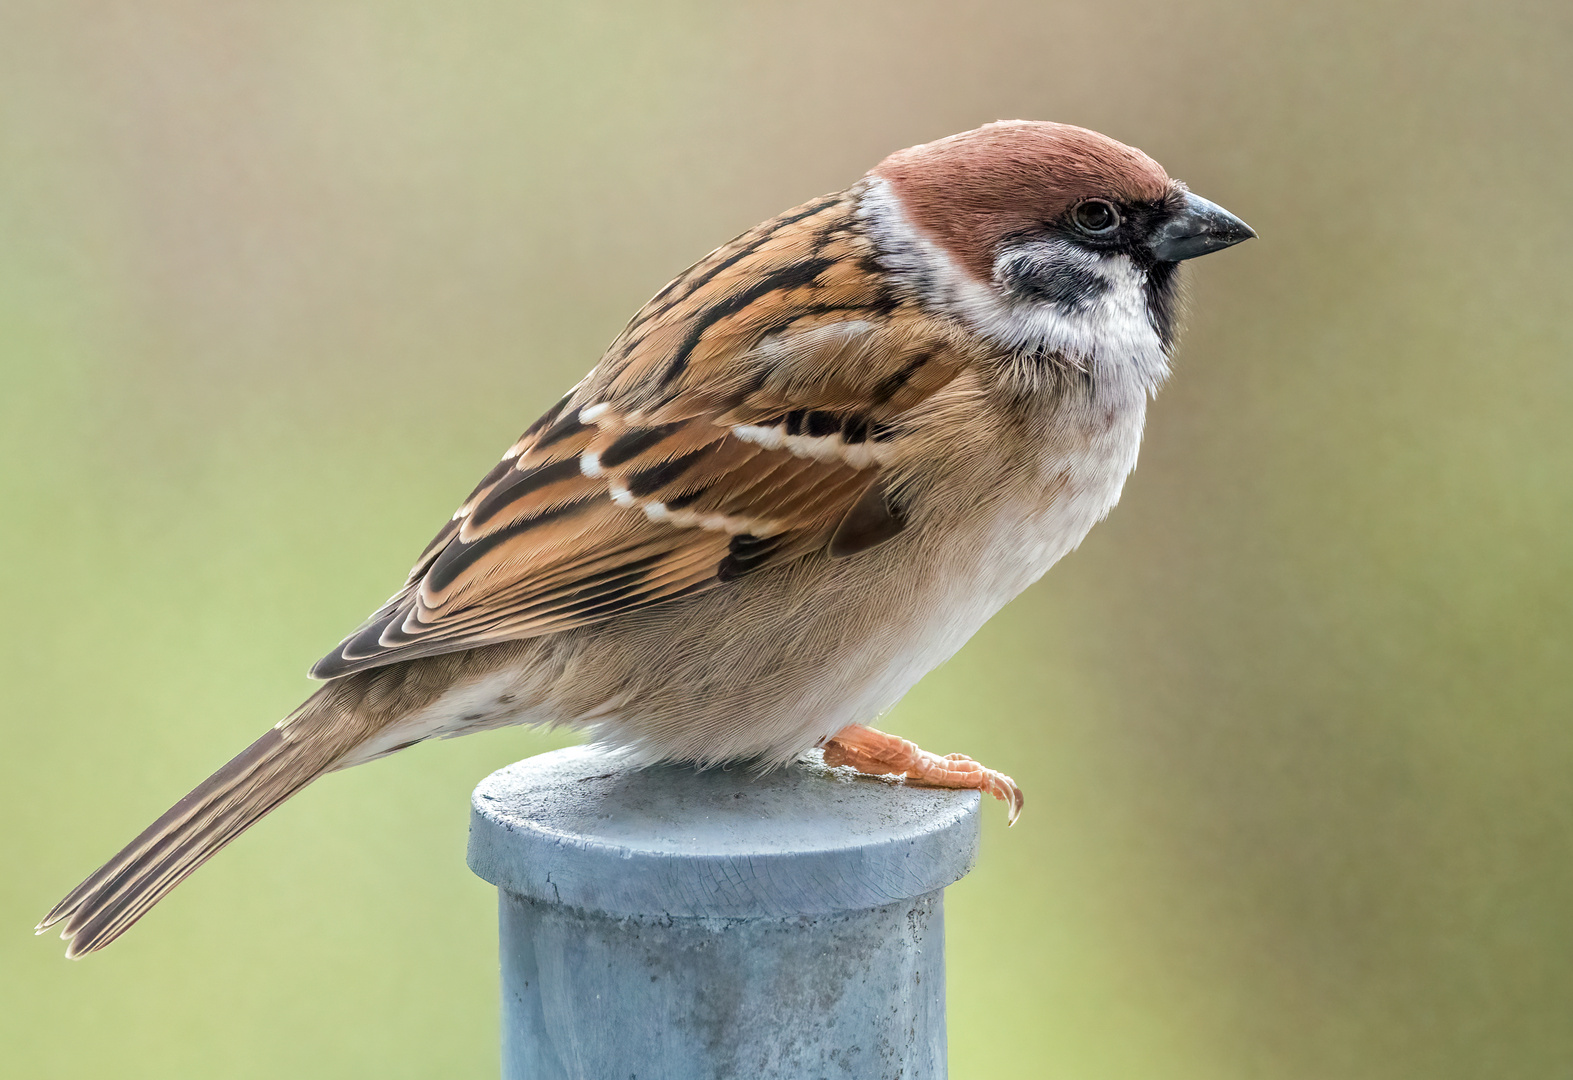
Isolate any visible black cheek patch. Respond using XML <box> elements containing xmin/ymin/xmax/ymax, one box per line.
<box><xmin>1009</xmin><ymin>260</ymin><xmax>1110</xmax><ymax>309</ymax></box>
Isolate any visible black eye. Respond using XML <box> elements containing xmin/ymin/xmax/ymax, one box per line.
<box><xmin>1071</xmin><ymin>199</ymin><xmax>1120</xmax><ymax>235</ymax></box>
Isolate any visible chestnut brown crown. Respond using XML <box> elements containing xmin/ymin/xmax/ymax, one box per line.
<box><xmin>872</xmin><ymin>120</ymin><xmax>1176</xmax><ymax>281</ymax></box>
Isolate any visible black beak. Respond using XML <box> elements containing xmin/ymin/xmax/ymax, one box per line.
<box><xmin>1148</xmin><ymin>192</ymin><xmax>1256</xmax><ymax>262</ymax></box>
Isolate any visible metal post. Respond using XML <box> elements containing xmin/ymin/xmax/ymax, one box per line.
<box><xmin>467</xmin><ymin>745</ymin><xmax>981</xmax><ymax>1080</ymax></box>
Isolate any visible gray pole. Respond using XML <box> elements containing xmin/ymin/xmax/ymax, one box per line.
<box><xmin>467</xmin><ymin>745</ymin><xmax>982</xmax><ymax>1080</ymax></box>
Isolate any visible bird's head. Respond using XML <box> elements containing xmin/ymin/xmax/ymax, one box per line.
<box><xmin>868</xmin><ymin>120</ymin><xmax>1254</xmax><ymax>364</ymax></box>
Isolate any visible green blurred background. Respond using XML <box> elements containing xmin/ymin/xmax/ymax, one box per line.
<box><xmin>3</xmin><ymin>1</ymin><xmax>1570</xmax><ymax>1076</ymax></box>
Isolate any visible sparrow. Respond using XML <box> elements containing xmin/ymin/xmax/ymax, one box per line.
<box><xmin>39</xmin><ymin>120</ymin><xmax>1253</xmax><ymax>957</ymax></box>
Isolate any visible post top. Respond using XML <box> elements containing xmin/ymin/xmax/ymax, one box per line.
<box><xmin>467</xmin><ymin>745</ymin><xmax>981</xmax><ymax>919</ymax></box>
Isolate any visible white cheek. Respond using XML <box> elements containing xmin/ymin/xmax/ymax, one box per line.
<box><xmin>859</xmin><ymin>178</ymin><xmax>1171</xmax><ymax>398</ymax></box>
<box><xmin>988</xmin><ymin>254</ymin><xmax>1160</xmax><ymax>363</ymax></box>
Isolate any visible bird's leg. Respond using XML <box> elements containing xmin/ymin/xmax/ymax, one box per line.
<box><xmin>821</xmin><ymin>724</ymin><xmax>1024</xmax><ymax>825</ymax></box>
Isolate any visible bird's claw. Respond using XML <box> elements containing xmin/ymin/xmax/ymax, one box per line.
<box><xmin>822</xmin><ymin>725</ymin><xmax>1024</xmax><ymax>825</ymax></box>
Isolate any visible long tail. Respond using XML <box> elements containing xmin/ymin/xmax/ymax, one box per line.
<box><xmin>37</xmin><ymin>685</ymin><xmax>366</xmax><ymax>958</ymax></box>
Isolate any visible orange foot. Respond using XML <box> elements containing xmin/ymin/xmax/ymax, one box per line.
<box><xmin>821</xmin><ymin>724</ymin><xmax>1024</xmax><ymax>825</ymax></box>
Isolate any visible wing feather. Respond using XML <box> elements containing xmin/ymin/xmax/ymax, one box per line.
<box><xmin>310</xmin><ymin>187</ymin><xmax>982</xmax><ymax>680</ymax></box>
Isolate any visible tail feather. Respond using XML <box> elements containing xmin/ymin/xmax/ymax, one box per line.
<box><xmin>38</xmin><ymin>689</ymin><xmax>362</xmax><ymax>958</ymax></box>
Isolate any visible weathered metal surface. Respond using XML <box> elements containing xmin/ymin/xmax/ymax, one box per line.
<box><xmin>468</xmin><ymin>745</ymin><xmax>981</xmax><ymax>1079</ymax></box>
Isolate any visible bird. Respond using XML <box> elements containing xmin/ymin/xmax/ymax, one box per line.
<box><xmin>39</xmin><ymin>120</ymin><xmax>1253</xmax><ymax>957</ymax></box>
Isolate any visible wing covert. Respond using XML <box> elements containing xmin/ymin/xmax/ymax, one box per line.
<box><xmin>311</xmin><ymin>187</ymin><xmax>978</xmax><ymax>680</ymax></box>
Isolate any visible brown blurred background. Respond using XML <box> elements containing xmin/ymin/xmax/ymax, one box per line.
<box><xmin>3</xmin><ymin>1</ymin><xmax>1570</xmax><ymax>1076</ymax></box>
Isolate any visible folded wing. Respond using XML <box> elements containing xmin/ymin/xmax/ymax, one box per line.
<box><xmin>311</xmin><ymin>189</ymin><xmax>974</xmax><ymax>679</ymax></box>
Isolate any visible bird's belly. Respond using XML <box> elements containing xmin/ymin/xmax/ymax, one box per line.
<box><xmin>567</xmin><ymin>433</ymin><xmax>1140</xmax><ymax>767</ymax></box>
<box><xmin>354</xmin><ymin>402</ymin><xmax>1146</xmax><ymax>771</ymax></box>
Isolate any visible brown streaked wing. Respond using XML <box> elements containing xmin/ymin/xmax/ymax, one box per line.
<box><xmin>309</xmin><ymin>414</ymin><xmax>877</xmax><ymax>679</ymax></box>
<box><xmin>310</xmin><ymin>187</ymin><xmax>976</xmax><ymax>681</ymax></box>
